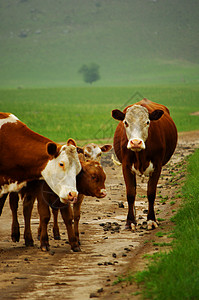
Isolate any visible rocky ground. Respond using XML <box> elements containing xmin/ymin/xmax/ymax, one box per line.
<box><xmin>0</xmin><ymin>130</ymin><xmax>199</xmax><ymax>300</ymax></box>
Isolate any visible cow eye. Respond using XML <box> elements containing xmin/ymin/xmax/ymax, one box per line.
<box><xmin>146</xmin><ymin>121</ymin><xmax>150</xmax><ymax>125</ymax></box>
<box><xmin>124</xmin><ymin>121</ymin><xmax>129</xmax><ymax>127</ymax></box>
<box><xmin>59</xmin><ymin>162</ymin><xmax>64</xmax><ymax>168</ymax></box>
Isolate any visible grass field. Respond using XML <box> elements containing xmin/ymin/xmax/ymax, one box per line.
<box><xmin>135</xmin><ymin>149</ymin><xmax>199</xmax><ymax>299</ymax></box>
<box><xmin>0</xmin><ymin>84</ymin><xmax>199</xmax><ymax>143</ymax></box>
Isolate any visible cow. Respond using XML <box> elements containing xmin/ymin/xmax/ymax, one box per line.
<box><xmin>112</xmin><ymin>99</ymin><xmax>177</xmax><ymax>230</ymax></box>
<box><xmin>77</xmin><ymin>143</ymin><xmax>112</xmax><ymax>161</ymax></box>
<box><xmin>0</xmin><ymin>113</ymin><xmax>81</xmax><ymax>203</ymax></box>
<box><xmin>9</xmin><ymin>159</ymin><xmax>106</xmax><ymax>252</ymax></box>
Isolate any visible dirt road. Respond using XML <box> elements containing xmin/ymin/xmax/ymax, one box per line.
<box><xmin>0</xmin><ymin>131</ymin><xmax>199</xmax><ymax>300</ymax></box>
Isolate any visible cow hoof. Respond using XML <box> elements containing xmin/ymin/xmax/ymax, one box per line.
<box><xmin>41</xmin><ymin>245</ymin><xmax>49</xmax><ymax>252</ymax></box>
<box><xmin>11</xmin><ymin>233</ymin><xmax>20</xmax><ymax>243</ymax></box>
<box><xmin>131</xmin><ymin>224</ymin><xmax>136</xmax><ymax>232</ymax></box>
<box><xmin>147</xmin><ymin>220</ymin><xmax>159</xmax><ymax>230</ymax></box>
<box><xmin>125</xmin><ymin>223</ymin><xmax>136</xmax><ymax>231</ymax></box>
<box><xmin>72</xmin><ymin>246</ymin><xmax>81</xmax><ymax>252</ymax></box>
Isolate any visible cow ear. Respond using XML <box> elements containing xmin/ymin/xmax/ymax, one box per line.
<box><xmin>47</xmin><ymin>142</ymin><xmax>58</xmax><ymax>156</ymax></box>
<box><xmin>101</xmin><ymin>144</ymin><xmax>112</xmax><ymax>152</ymax></box>
<box><xmin>112</xmin><ymin>109</ymin><xmax>125</xmax><ymax>121</ymax></box>
<box><xmin>76</xmin><ymin>146</ymin><xmax>84</xmax><ymax>154</ymax></box>
<box><xmin>149</xmin><ymin>109</ymin><xmax>164</xmax><ymax>121</ymax></box>
<box><xmin>67</xmin><ymin>138</ymin><xmax>77</xmax><ymax>147</ymax></box>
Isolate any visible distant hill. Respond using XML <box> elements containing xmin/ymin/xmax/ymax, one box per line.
<box><xmin>0</xmin><ymin>0</ymin><xmax>198</xmax><ymax>87</ymax></box>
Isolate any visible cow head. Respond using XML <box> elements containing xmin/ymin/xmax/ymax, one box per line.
<box><xmin>112</xmin><ymin>105</ymin><xmax>164</xmax><ymax>152</ymax></box>
<box><xmin>77</xmin><ymin>161</ymin><xmax>106</xmax><ymax>198</ymax></box>
<box><xmin>41</xmin><ymin>139</ymin><xmax>81</xmax><ymax>204</ymax></box>
<box><xmin>76</xmin><ymin>143</ymin><xmax>112</xmax><ymax>161</ymax></box>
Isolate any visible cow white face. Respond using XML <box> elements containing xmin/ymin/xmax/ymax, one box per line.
<box><xmin>77</xmin><ymin>143</ymin><xmax>112</xmax><ymax>161</ymax></box>
<box><xmin>41</xmin><ymin>142</ymin><xmax>81</xmax><ymax>204</ymax></box>
<box><xmin>124</xmin><ymin>105</ymin><xmax>150</xmax><ymax>151</ymax></box>
<box><xmin>112</xmin><ymin>105</ymin><xmax>164</xmax><ymax>152</ymax></box>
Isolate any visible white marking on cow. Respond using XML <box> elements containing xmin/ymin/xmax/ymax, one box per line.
<box><xmin>124</xmin><ymin>105</ymin><xmax>150</xmax><ymax>151</ymax></box>
<box><xmin>0</xmin><ymin>181</ymin><xmax>27</xmax><ymax>194</ymax></box>
<box><xmin>41</xmin><ymin>144</ymin><xmax>81</xmax><ymax>202</ymax></box>
<box><xmin>0</xmin><ymin>114</ymin><xmax>19</xmax><ymax>129</ymax></box>
<box><xmin>84</xmin><ymin>144</ymin><xmax>101</xmax><ymax>161</ymax></box>
<box><xmin>147</xmin><ymin>220</ymin><xmax>159</xmax><ymax>230</ymax></box>
<box><xmin>131</xmin><ymin>161</ymin><xmax>154</xmax><ymax>177</ymax></box>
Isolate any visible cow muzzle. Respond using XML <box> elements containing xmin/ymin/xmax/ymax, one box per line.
<box><xmin>127</xmin><ymin>138</ymin><xmax>145</xmax><ymax>152</ymax></box>
<box><xmin>60</xmin><ymin>190</ymin><xmax>78</xmax><ymax>204</ymax></box>
<box><xmin>99</xmin><ymin>189</ymin><xmax>107</xmax><ymax>198</ymax></box>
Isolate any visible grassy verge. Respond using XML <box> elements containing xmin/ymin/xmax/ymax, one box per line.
<box><xmin>135</xmin><ymin>149</ymin><xmax>199</xmax><ymax>299</ymax></box>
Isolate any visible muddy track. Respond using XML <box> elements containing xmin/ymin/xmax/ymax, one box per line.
<box><xmin>0</xmin><ymin>131</ymin><xmax>199</xmax><ymax>300</ymax></box>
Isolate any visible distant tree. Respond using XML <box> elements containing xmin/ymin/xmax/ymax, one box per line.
<box><xmin>78</xmin><ymin>63</ymin><xmax>100</xmax><ymax>84</ymax></box>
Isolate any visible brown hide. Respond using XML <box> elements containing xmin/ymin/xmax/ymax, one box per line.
<box><xmin>0</xmin><ymin>113</ymin><xmax>60</xmax><ymax>188</ymax></box>
<box><xmin>113</xmin><ymin>99</ymin><xmax>177</xmax><ymax>230</ymax></box>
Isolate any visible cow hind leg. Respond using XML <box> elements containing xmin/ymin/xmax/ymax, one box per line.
<box><xmin>9</xmin><ymin>192</ymin><xmax>20</xmax><ymax>242</ymax></box>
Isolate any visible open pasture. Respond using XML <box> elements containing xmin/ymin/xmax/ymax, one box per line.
<box><xmin>0</xmin><ymin>84</ymin><xmax>199</xmax><ymax>142</ymax></box>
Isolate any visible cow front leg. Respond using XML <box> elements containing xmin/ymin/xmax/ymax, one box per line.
<box><xmin>147</xmin><ymin>167</ymin><xmax>161</xmax><ymax>230</ymax></box>
<box><xmin>73</xmin><ymin>194</ymin><xmax>84</xmax><ymax>244</ymax></box>
<box><xmin>60</xmin><ymin>204</ymin><xmax>80</xmax><ymax>252</ymax></box>
<box><xmin>37</xmin><ymin>196</ymin><xmax>51</xmax><ymax>251</ymax></box>
<box><xmin>0</xmin><ymin>193</ymin><xmax>8</xmax><ymax>216</ymax></box>
<box><xmin>9</xmin><ymin>192</ymin><xmax>20</xmax><ymax>242</ymax></box>
<box><xmin>23</xmin><ymin>194</ymin><xmax>35</xmax><ymax>246</ymax></box>
<box><xmin>52</xmin><ymin>209</ymin><xmax>61</xmax><ymax>240</ymax></box>
<box><xmin>123</xmin><ymin>165</ymin><xmax>137</xmax><ymax>231</ymax></box>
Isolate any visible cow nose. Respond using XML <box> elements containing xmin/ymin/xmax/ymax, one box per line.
<box><xmin>60</xmin><ymin>190</ymin><xmax>78</xmax><ymax>204</ymax></box>
<box><xmin>68</xmin><ymin>191</ymin><xmax>78</xmax><ymax>201</ymax></box>
<box><xmin>130</xmin><ymin>139</ymin><xmax>142</xmax><ymax>147</ymax></box>
<box><xmin>100</xmin><ymin>189</ymin><xmax>107</xmax><ymax>197</ymax></box>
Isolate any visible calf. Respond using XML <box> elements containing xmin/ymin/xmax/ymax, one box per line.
<box><xmin>112</xmin><ymin>99</ymin><xmax>177</xmax><ymax>230</ymax></box>
<box><xmin>9</xmin><ymin>160</ymin><xmax>106</xmax><ymax>251</ymax></box>
<box><xmin>0</xmin><ymin>113</ymin><xmax>81</xmax><ymax>202</ymax></box>
<box><xmin>77</xmin><ymin>142</ymin><xmax>112</xmax><ymax>161</ymax></box>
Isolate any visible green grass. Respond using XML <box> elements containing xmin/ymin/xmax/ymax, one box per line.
<box><xmin>0</xmin><ymin>84</ymin><xmax>198</xmax><ymax>142</ymax></box>
<box><xmin>135</xmin><ymin>149</ymin><xmax>199</xmax><ymax>299</ymax></box>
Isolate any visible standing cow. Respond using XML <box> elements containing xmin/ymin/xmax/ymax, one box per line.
<box><xmin>0</xmin><ymin>112</ymin><xmax>81</xmax><ymax>203</ymax></box>
<box><xmin>112</xmin><ymin>99</ymin><xmax>177</xmax><ymax>230</ymax></box>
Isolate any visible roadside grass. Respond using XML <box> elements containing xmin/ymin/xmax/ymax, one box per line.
<box><xmin>134</xmin><ymin>149</ymin><xmax>199</xmax><ymax>299</ymax></box>
<box><xmin>0</xmin><ymin>84</ymin><xmax>199</xmax><ymax>142</ymax></box>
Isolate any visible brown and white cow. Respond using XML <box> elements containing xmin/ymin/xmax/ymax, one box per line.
<box><xmin>0</xmin><ymin>113</ymin><xmax>81</xmax><ymax>203</ymax></box>
<box><xmin>112</xmin><ymin>99</ymin><xmax>177</xmax><ymax>230</ymax></box>
<box><xmin>9</xmin><ymin>159</ymin><xmax>106</xmax><ymax>251</ymax></box>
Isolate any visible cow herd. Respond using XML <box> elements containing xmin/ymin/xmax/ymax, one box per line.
<box><xmin>0</xmin><ymin>98</ymin><xmax>177</xmax><ymax>252</ymax></box>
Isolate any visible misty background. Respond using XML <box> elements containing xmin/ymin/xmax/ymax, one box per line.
<box><xmin>0</xmin><ymin>0</ymin><xmax>198</xmax><ymax>87</ymax></box>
